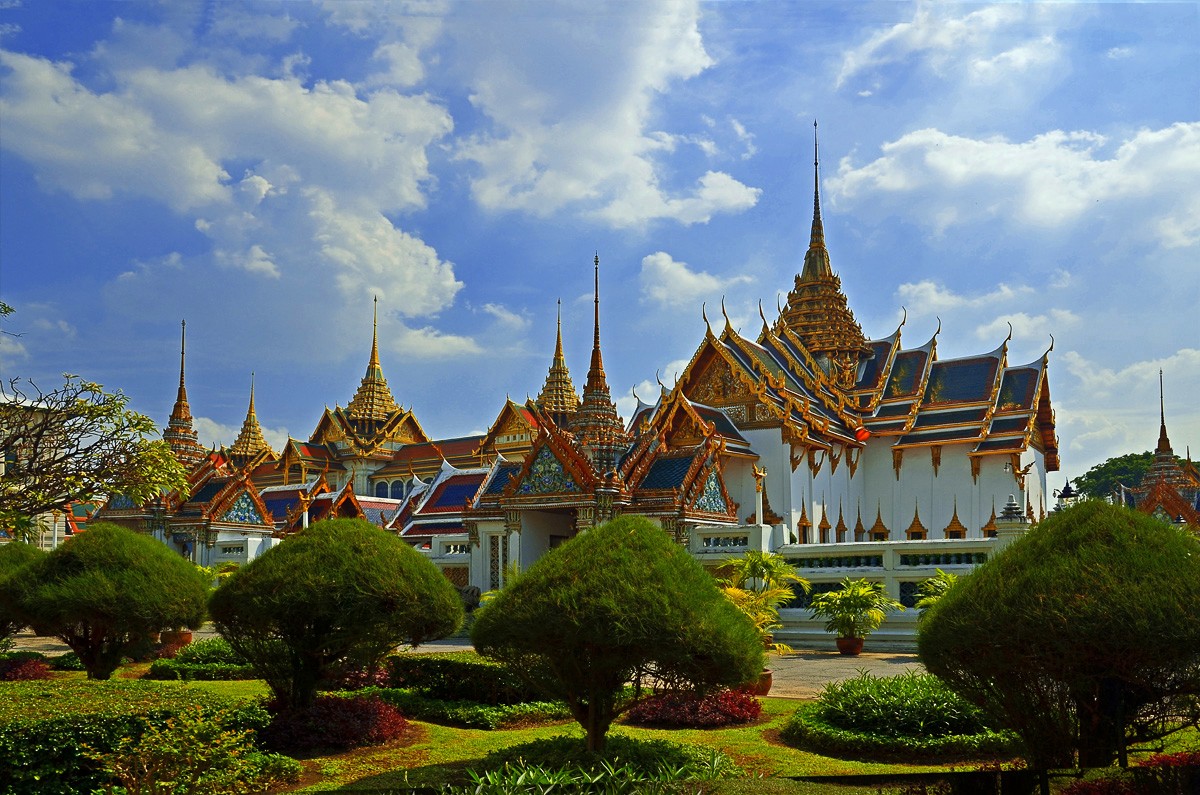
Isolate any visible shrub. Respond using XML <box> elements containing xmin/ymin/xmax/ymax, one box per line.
<box><xmin>0</xmin><ymin>680</ymin><xmax>270</xmax><ymax>795</ymax></box>
<box><xmin>472</xmin><ymin>515</ymin><xmax>763</xmax><ymax>752</ymax></box>
<box><xmin>364</xmin><ymin>687</ymin><xmax>570</xmax><ymax>729</ymax></box>
<box><xmin>210</xmin><ymin>518</ymin><xmax>463</xmax><ymax>712</ymax></box>
<box><xmin>625</xmin><ymin>688</ymin><xmax>762</xmax><ymax>727</ymax></box>
<box><xmin>84</xmin><ymin>704</ymin><xmax>300</xmax><ymax>795</ymax></box>
<box><xmin>0</xmin><ymin>656</ymin><xmax>51</xmax><ymax>681</ymax></box>
<box><xmin>144</xmin><ymin>659</ymin><xmax>258</xmax><ymax>681</ymax></box>
<box><xmin>0</xmin><ymin>523</ymin><xmax>208</xmax><ymax>680</ymax></box>
<box><xmin>174</xmin><ymin>637</ymin><xmax>246</xmax><ymax>665</ymax></box>
<box><xmin>385</xmin><ymin>651</ymin><xmax>542</xmax><ymax>704</ymax></box>
<box><xmin>0</xmin><ymin>542</ymin><xmax>43</xmax><ymax>646</ymax></box>
<box><xmin>49</xmin><ymin>651</ymin><xmax>85</xmax><ymax>671</ymax></box>
<box><xmin>920</xmin><ymin>501</ymin><xmax>1200</xmax><ymax>769</ymax></box>
<box><xmin>259</xmin><ymin>694</ymin><xmax>408</xmax><ymax>755</ymax></box>
<box><xmin>478</xmin><ymin>734</ymin><xmax>741</xmax><ymax>780</ymax></box>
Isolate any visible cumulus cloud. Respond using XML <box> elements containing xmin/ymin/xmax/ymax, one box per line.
<box><xmin>451</xmin><ymin>0</ymin><xmax>759</xmax><ymax>227</ymax></box>
<box><xmin>975</xmin><ymin>309</ymin><xmax>1080</xmax><ymax>348</ymax></box>
<box><xmin>828</xmin><ymin>123</ymin><xmax>1200</xmax><ymax>246</ymax></box>
<box><xmin>640</xmin><ymin>251</ymin><xmax>752</xmax><ymax>307</ymax></box>
<box><xmin>836</xmin><ymin>2</ymin><xmax>1030</xmax><ymax>89</ymax></box>
<box><xmin>896</xmin><ymin>280</ymin><xmax>1034</xmax><ymax>312</ymax></box>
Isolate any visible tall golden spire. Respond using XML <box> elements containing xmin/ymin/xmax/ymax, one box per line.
<box><xmin>229</xmin><ymin>373</ymin><xmax>272</xmax><ymax>462</ymax></box>
<box><xmin>570</xmin><ymin>254</ymin><xmax>628</xmax><ymax>472</ymax></box>
<box><xmin>163</xmin><ymin>319</ymin><xmax>204</xmax><ymax>468</ymax></box>
<box><xmin>536</xmin><ymin>299</ymin><xmax>581</xmax><ymax>423</ymax></box>
<box><xmin>347</xmin><ymin>296</ymin><xmax>401</xmax><ymax>423</ymax></box>
<box><xmin>778</xmin><ymin>121</ymin><xmax>871</xmax><ymax>389</ymax></box>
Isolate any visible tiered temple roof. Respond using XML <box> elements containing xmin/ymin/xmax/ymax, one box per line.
<box><xmin>163</xmin><ymin>320</ymin><xmax>205</xmax><ymax>469</ymax></box>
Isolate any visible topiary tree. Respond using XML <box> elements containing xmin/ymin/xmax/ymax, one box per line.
<box><xmin>919</xmin><ymin>501</ymin><xmax>1200</xmax><ymax>772</ymax></box>
<box><xmin>471</xmin><ymin>514</ymin><xmax>764</xmax><ymax>753</ymax></box>
<box><xmin>0</xmin><ymin>541</ymin><xmax>44</xmax><ymax>649</ymax></box>
<box><xmin>1</xmin><ymin>523</ymin><xmax>208</xmax><ymax>679</ymax></box>
<box><xmin>209</xmin><ymin>518</ymin><xmax>463</xmax><ymax>711</ymax></box>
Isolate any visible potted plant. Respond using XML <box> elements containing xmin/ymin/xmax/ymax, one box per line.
<box><xmin>807</xmin><ymin>577</ymin><xmax>904</xmax><ymax>655</ymax></box>
<box><xmin>719</xmin><ymin>551</ymin><xmax>809</xmax><ymax>693</ymax></box>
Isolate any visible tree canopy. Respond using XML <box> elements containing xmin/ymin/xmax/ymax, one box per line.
<box><xmin>1</xmin><ymin>522</ymin><xmax>208</xmax><ymax>679</ymax></box>
<box><xmin>0</xmin><ymin>541</ymin><xmax>44</xmax><ymax>647</ymax></box>
<box><xmin>919</xmin><ymin>501</ymin><xmax>1200</xmax><ymax>770</ymax></box>
<box><xmin>471</xmin><ymin>515</ymin><xmax>764</xmax><ymax>752</ymax></box>
<box><xmin>1</xmin><ymin>375</ymin><xmax>189</xmax><ymax>535</ymax></box>
<box><xmin>209</xmin><ymin>518</ymin><xmax>463</xmax><ymax>711</ymax></box>
<box><xmin>1072</xmin><ymin>451</ymin><xmax>1184</xmax><ymax>500</ymax></box>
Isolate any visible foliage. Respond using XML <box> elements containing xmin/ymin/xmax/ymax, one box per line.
<box><xmin>83</xmin><ymin>704</ymin><xmax>300</xmax><ymax>795</ymax></box>
<box><xmin>364</xmin><ymin>687</ymin><xmax>571</xmax><ymax>729</ymax></box>
<box><xmin>808</xmin><ymin>577</ymin><xmax>904</xmax><ymax>639</ymax></box>
<box><xmin>781</xmin><ymin>702</ymin><xmax>1018</xmax><ymax>761</ymax></box>
<box><xmin>145</xmin><ymin>659</ymin><xmax>258</xmax><ymax>681</ymax></box>
<box><xmin>259</xmin><ymin>693</ymin><xmax>408</xmax><ymax>754</ymax></box>
<box><xmin>0</xmin><ymin>375</ymin><xmax>189</xmax><ymax>532</ymax></box>
<box><xmin>1</xmin><ymin>522</ymin><xmax>208</xmax><ymax>679</ymax></box>
<box><xmin>477</xmin><ymin>734</ymin><xmax>742</xmax><ymax>781</ymax></box>
<box><xmin>0</xmin><ymin>540</ymin><xmax>43</xmax><ymax>644</ymax></box>
<box><xmin>720</xmin><ymin>551</ymin><xmax>810</xmax><ymax>652</ymax></box>
<box><xmin>812</xmin><ymin>671</ymin><xmax>1002</xmax><ymax>739</ymax></box>
<box><xmin>471</xmin><ymin>515</ymin><xmax>764</xmax><ymax>752</ymax></box>
<box><xmin>385</xmin><ymin>650</ymin><xmax>543</xmax><ymax>704</ymax></box>
<box><xmin>914</xmin><ymin>570</ymin><xmax>959</xmax><ymax>618</ymax></box>
<box><xmin>1060</xmin><ymin>753</ymin><xmax>1200</xmax><ymax>795</ymax></box>
<box><xmin>624</xmin><ymin>688</ymin><xmax>762</xmax><ymax>727</ymax></box>
<box><xmin>0</xmin><ymin>680</ymin><xmax>270</xmax><ymax>795</ymax></box>
<box><xmin>174</xmin><ymin>636</ymin><xmax>247</xmax><ymax>665</ymax></box>
<box><xmin>1071</xmin><ymin>451</ymin><xmax>1186</xmax><ymax>501</ymax></box>
<box><xmin>209</xmin><ymin>517</ymin><xmax>463</xmax><ymax>711</ymax></box>
<box><xmin>0</xmin><ymin>654</ymin><xmax>52</xmax><ymax>680</ymax></box>
<box><xmin>919</xmin><ymin>501</ymin><xmax>1200</xmax><ymax>770</ymax></box>
<box><xmin>49</xmin><ymin>650</ymin><xmax>85</xmax><ymax>670</ymax></box>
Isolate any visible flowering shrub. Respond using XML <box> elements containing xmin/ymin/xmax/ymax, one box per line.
<box><xmin>1139</xmin><ymin>750</ymin><xmax>1200</xmax><ymax>768</ymax></box>
<box><xmin>0</xmin><ymin>656</ymin><xmax>51</xmax><ymax>681</ymax></box>
<box><xmin>260</xmin><ymin>694</ymin><xmax>408</xmax><ymax>754</ymax></box>
<box><xmin>624</xmin><ymin>688</ymin><xmax>761</xmax><ymax>728</ymax></box>
<box><xmin>324</xmin><ymin>660</ymin><xmax>391</xmax><ymax>690</ymax></box>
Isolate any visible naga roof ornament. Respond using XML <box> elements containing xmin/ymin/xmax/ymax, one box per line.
<box><xmin>346</xmin><ymin>296</ymin><xmax>402</xmax><ymax>424</ymax></box>
<box><xmin>163</xmin><ymin>319</ymin><xmax>205</xmax><ymax>469</ymax></box>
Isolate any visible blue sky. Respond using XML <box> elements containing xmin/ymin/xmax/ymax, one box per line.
<box><xmin>1</xmin><ymin>1</ymin><xmax>1197</xmax><ymax>488</ymax></box>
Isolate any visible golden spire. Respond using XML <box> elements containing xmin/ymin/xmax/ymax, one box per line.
<box><xmin>536</xmin><ymin>299</ymin><xmax>581</xmax><ymax>423</ymax></box>
<box><xmin>778</xmin><ymin>122</ymin><xmax>871</xmax><ymax>390</ymax></box>
<box><xmin>164</xmin><ymin>319</ymin><xmax>204</xmax><ymax>469</ymax></box>
<box><xmin>905</xmin><ymin>499</ymin><xmax>928</xmax><ymax>539</ymax></box>
<box><xmin>230</xmin><ymin>373</ymin><xmax>272</xmax><ymax>461</ymax></box>
<box><xmin>347</xmin><ymin>296</ymin><xmax>401</xmax><ymax>423</ymax></box>
<box><xmin>570</xmin><ymin>254</ymin><xmax>628</xmax><ymax>472</ymax></box>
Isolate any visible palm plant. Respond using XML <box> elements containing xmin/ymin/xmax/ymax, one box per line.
<box><xmin>808</xmin><ymin>577</ymin><xmax>904</xmax><ymax>654</ymax></box>
<box><xmin>720</xmin><ymin>551</ymin><xmax>809</xmax><ymax>653</ymax></box>
<box><xmin>914</xmin><ymin>569</ymin><xmax>958</xmax><ymax>618</ymax></box>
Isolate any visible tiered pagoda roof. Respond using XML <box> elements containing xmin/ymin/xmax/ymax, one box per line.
<box><xmin>163</xmin><ymin>320</ymin><xmax>205</xmax><ymax>469</ymax></box>
<box><xmin>228</xmin><ymin>376</ymin><xmax>274</xmax><ymax>467</ymax></box>
<box><xmin>535</xmin><ymin>302</ymin><xmax>581</xmax><ymax>426</ymax></box>
<box><xmin>568</xmin><ymin>256</ymin><xmax>629</xmax><ymax>473</ymax></box>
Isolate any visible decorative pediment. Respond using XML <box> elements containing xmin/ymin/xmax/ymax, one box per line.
<box><xmin>516</xmin><ymin>446</ymin><xmax>580</xmax><ymax>495</ymax></box>
<box><xmin>221</xmin><ymin>491</ymin><xmax>266</xmax><ymax>525</ymax></box>
<box><xmin>688</xmin><ymin>352</ymin><xmax>754</xmax><ymax>409</ymax></box>
<box><xmin>693</xmin><ymin>470</ymin><xmax>728</xmax><ymax>513</ymax></box>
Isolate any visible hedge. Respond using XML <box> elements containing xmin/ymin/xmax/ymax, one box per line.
<box><xmin>362</xmin><ymin>687</ymin><xmax>570</xmax><ymax>730</ymax></box>
<box><xmin>0</xmin><ymin>680</ymin><xmax>269</xmax><ymax>795</ymax></box>
<box><xmin>385</xmin><ymin>651</ymin><xmax>542</xmax><ymax>705</ymax></box>
<box><xmin>144</xmin><ymin>659</ymin><xmax>259</xmax><ymax>681</ymax></box>
<box><xmin>781</xmin><ymin>702</ymin><xmax>1018</xmax><ymax>760</ymax></box>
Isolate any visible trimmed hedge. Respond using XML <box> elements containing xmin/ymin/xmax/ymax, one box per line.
<box><xmin>363</xmin><ymin>686</ymin><xmax>570</xmax><ymax>729</ymax></box>
<box><xmin>145</xmin><ymin>659</ymin><xmax>258</xmax><ymax>681</ymax></box>
<box><xmin>782</xmin><ymin>702</ymin><xmax>1017</xmax><ymax>760</ymax></box>
<box><xmin>478</xmin><ymin>734</ymin><xmax>742</xmax><ymax>779</ymax></box>
<box><xmin>624</xmin><ymin>688</ymin><xmax>762</xmax><ymax>728</ymax></box>
<box><xmin>260</xmin><ymin>694</ymin><xmax>408</xmax><ymax>754</ymax></box>
<box><xmin>385</xmin><ymin>651</ymin><xmax>541</xmax><ymax>704</ymax></box>
<box><xmin>173</xmin><ymin>637</ymin><xmax>246</xmax><ymax>665</ymax></box>
<box><xmin>0</xmin><ymin>680</ymin><xmax>270</xmax><ymax>795</ymax></box>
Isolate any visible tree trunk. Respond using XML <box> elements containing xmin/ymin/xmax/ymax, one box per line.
<box><xmin>1076</xmin><ymin>680</ymin><xmax>1124</xmax><ymax>769</ymax></box>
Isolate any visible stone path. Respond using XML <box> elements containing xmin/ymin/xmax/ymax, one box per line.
<box><xmin>12</xmin><ymin>628</ymin><xmax>924</xmax><ymax>699</ymax></box>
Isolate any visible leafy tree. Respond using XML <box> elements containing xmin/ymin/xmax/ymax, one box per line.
<box><xmin>1</xmin><ymin>522</ymin><xmax>208</xmax><ymax>679</ymax></box>
<box><xmin>209</xmin><ymin>518</ymin><xmax>463</xmax><ymax>711</ymax></box>
<box><xmin>720</xmin><ymin>550</ymin><xmax>809</xmax><ymax>653</ymax></box>
<box><xmin>808</xmin><ymin>577</ymin><xmax>904</xmax><ymax>640</ymax></box>
<box><xmin>0</xmin><ymin>375</ymin><xmax>189</xmax><ymax>535</ymax></box>
<box><xmin>1072</xmin><ymin>451</ymin><xmax>1183</xmax><ymax>501</ymax></box>
<box><xmin>914</xmin><ymin>569</ymin><xmax>959</xmax><ymax>618</ymax></box>
<box><xmin>919</xmin><ymin>501</ymin><xmax>1200</xmax><ymax>771</ymax></box>
<box><xmin>0</xmin><ymin>541</ymin><xmax>44</xmax><ymax>648</ymax></box>
<box><xmin>471</xmin><ymin>515</ymin><xmax>764</xmax><ymax>753</ymax></box>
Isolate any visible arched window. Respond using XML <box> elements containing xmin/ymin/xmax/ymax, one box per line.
<box><xmin>375</xmin><ymin>481</ymin><xmax>388</xmax><ymax>499</ymax></box>
<box><xmin>391</xmin><ymin>481</ymin><xmax>405</xmax><ymax>500</ymax></box>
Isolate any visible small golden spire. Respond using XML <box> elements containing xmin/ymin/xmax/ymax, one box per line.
<box><xmin>230</xmin><ymin>372</ymin><xmax>272</xmax><ymax>461</ymax></box>
<box><xmin>347</xmin><ymin>296</ymin><xmax>401</xmax><ymax>423</ymax></box>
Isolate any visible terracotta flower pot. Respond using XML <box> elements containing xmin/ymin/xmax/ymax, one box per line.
<box><xmin>836</xmin><ymin>636</ymin><xmax>864</xmax><ymax>656</ymax></box>
<box><xmin>748</xmin><ymin>668</ymin><xmax>773</xmax><ymax>695</ymax></box>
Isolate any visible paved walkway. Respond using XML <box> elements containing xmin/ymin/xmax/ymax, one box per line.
<box><xmin>12</xmin><ymin>628</ymin><xmax>923</xmax><ymax>700</ymax></box>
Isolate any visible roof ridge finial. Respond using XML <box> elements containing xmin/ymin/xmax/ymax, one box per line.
<box><xmin>810</xmin><ymin>119</ymin><xmax>824</xmax><ymax>251</ymax></box>
<box><xmin>179</xmin><ymin>319</ymin><xmax>187</xmax><ymax>389</ymax></box>
<box><xmin>369</xmin><ymin>295</ymin><xmax>381</xmax><ymax>372</ymax></box>
<box><xmin>1156</xmin><ymin>368</ymin><xmax>1172</xmax><ymax>454</ymax></box>
<box><xmin>590</xmin><ymin>252</ymin><xmax>603</xmax><ymax>373</ymax></box>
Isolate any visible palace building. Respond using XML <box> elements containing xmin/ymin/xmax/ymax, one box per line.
<box><xmin>102</xmin><ymin>137</ymin><xmax>1076</xmax><ymax>646</ymax></box>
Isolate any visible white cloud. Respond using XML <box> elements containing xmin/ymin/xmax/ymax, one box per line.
<box><xmin>896</xmin><ymin>280</ymin><xmax>1033</xmax><ymax>313</ymax></box>
<box><xmin>480</xmin><ymin>303</ymin><xmax>530</xmax><ymax>332</ymax></box>
<box><xmin>829</xmin><ymin>124</ymin><xmax>1200</xmax><ymax>246</ymax></box>
<box><xmin>1106</xmin><ymin>46</ymin><xmax>1133</xmax><ymax>60</ymax></box>
<box><xmin>194</xmin><ymin>416</ymin><xmax>289</xmax><ymax>452</ymax></box>
<box><xmin>974</xmin><ymin>309</ymin><xmax>1080</xmax><ymax>347</ymax></box>
<box><xmin>390</xmin><ymin>324</ymin><xmax>482</xmax><ymax>359</ymax></box>
<box><xmin>836</xmin><ymin>3</ymin><xmax>1026</xmax><ymax>89</ymax></box>
<box><xmin>452</xmin><ymin>0</ymin><xmax>759</xmax><ymax>227</ymax></box>
<box><xmin>207</xmin><ymin>7</ymin><xmax>300</xmax><ymax>42</ymax></box>
<box><xmin>969</xmin><ymin>35</ymin><xmax>1059</xmax><ymax>81</ymax></box>
<box><xmin>640</xmin><ymin>251</ymin><xmax>752</xmax><ymax>308</ymax></box>
<box><xmin>216</xmin><ymin>244</ymin><xmax>279</xmax><ymax>278</ymax></box>
<box><xmin>617</xmin><ymin>356</ymin><xmax>692</xmax><ymax>419</ymax></box>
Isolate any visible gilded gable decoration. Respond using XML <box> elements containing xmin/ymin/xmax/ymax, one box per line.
<box><xmin>694</xmin><ymin>470</ymin><xmax>728</xmax><ymax>513</ymax></box>
<box><xmin>517</xmin><ymin>446</ymin><xmax>579</xmax><ymax>495</ymax></box>
<box><xmin>930</xmin><ymin>445</ymin><xmax>942</xmax><ymax>477</ymax></box>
